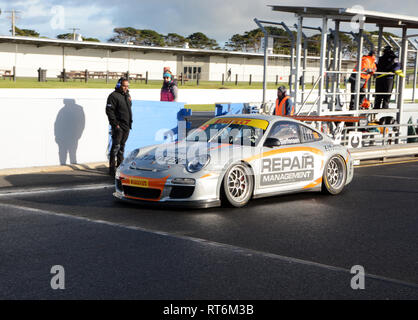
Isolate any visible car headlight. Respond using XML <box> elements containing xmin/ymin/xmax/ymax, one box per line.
<box><xmin>186</xmin><ymin>155</ymin><xmax>210</xmax><ymax>173</ymax></box>
<box><xmin>122</xmin><ymin>148</ymin><xmax>140</xmax><ymax>165</ymax></box>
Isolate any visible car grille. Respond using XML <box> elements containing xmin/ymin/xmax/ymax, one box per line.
<box><xmin>123</xmin><ymin>185</ymin><xmax>161</xmax><ymax>200</ymax></box>
<box><xmin>169</xmin><ymin>186</ymin><xmax>195</xmax><ymax>199</ymax></box>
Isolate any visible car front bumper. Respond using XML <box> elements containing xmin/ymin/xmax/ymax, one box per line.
<box><xmin>113</xmin><ymin>168</ymin><xmax>221</xmax><ymax>208</ymax></box>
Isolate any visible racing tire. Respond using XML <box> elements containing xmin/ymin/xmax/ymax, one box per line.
<box><xmin>321</xmin><ymin>155</ymin><xmax>347</xmax><ymax>195</ymax></box>
<box><xmin>221</xmin><ymin>163</ymin><xmax>254</xmax><ymax>208</ymax></box>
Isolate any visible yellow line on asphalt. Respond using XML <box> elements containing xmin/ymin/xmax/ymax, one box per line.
<box><xmin>356</xmin><ymin>159</ymin><xmax>418</xmax><ymax>168</ymax></box>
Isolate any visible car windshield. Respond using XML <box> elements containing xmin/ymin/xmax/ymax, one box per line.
<box><xmin>185</xmin><ymin>117</ymin><xmax>268</xmax><ymax>146</ymax></box>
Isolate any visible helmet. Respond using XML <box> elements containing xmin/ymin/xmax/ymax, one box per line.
<box><xmin>277</xmin><ymin>86</ymin><xmax>287</xmax><ymax>94</ymax></box>
<box><xmin>383</xmin><ymin>45</ymin><xmax>392</xmax><ymax>53</ymax></box>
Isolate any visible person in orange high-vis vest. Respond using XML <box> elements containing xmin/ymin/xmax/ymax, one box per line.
<box><xmin>274</xmin><ymin>86</ymin><xmax>294</xmax><ymax>116</ymax></box>
<box><xmin>348</xmin><ymin>51</ymin><xmax>376</xmax><ymax>110</ymax></box>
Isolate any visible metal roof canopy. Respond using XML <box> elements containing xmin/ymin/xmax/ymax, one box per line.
<box><xmin>265</xmin><ymin>5</ymin><xmax>418</xmax><ymax>124</ymax></box>
<box><xmin>269</xmin><ymin>6</ymin><xmax>418</xmax><ymax>29</ymax></box>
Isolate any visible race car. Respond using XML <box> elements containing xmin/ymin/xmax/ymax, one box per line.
<box><xmin>114</xmin><ymin>114</ymin><xmax>354</xmax><ymax>208</ymax></box>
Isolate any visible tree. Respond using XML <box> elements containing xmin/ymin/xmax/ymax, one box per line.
<box><xmin>57</xmin><ymin>33</ymin><xmax>100</xmax><ymax>42</ymax></box>
<box><xmin>225</xmin><ymin>27</ymin><xmax>295</xmax><ymax>53</ymax></box>
<box><xmin>186</xmin><ymin>32</ymin><xmax>218</xmax><ymax>49</ymax></box>
<box><xmin>136</xmin><ymin>29</ymin><xmax>165</xmax><ymax>46</ymax></box>
<box><xmin>15</xmin><ymin>27</ymin><xmax>39</xmax><ymax>37</ymax></box>
<box><xmin>108</xmin><ymin>27</ymin><xmax>165</xmax><ymax>46</ymax></box>
<box><xmin>164</xmin><ymin>33</ymin><xmax>187</xmax><ymax>47</ymax></box>
<box><xmin>244</xmin><ymin>28</ymin><xmax>264</xmax><ymax>52</ymax></box>
<box><xmin>225</xmin><ymin>34</ymin><xmax>248</xmax><ymax>51</ymax></box>
<box><xmin>82</xmin><ymin>37</ymin><xmax>100</xmax><ymax>42</ymax></box>
<box><xmin>57</xmin><ymin>33</ymin><xmax>73</xmax><ymax>40</ymax></box>
<box><xmin>108</xmin><ymin>27</ymin><xmax>138</xmax><ymax>43</ymax></box>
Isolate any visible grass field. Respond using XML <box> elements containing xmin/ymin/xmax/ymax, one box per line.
<box><xmin>0</xmin><ymin>77</ymin><xmax>291</xmax><ymax>89</ymax></box>
<box><xmin>1</xmin><ymin>77</ymin><xmax>417</xmax><ymax>90</ymax></box>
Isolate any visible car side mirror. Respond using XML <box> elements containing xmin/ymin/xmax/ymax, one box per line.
<box><xmin>264</xmin><ymin>137</ymin><xmax>281</xmax><ymax>148</ymax></box>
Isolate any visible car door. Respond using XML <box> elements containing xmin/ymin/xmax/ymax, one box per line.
<box><xmin>252</xmin><ymin>121</ymin><xmax>325</xmax><ymax>196</ymax></box>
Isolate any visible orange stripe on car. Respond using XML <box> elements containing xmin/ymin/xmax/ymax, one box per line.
<box><xmin>200</xmin><ymin>173</ymin><xmax>212</xmax><ymax>179</ymax></box>
<box><xmin>209</xmin><ymin>144</ymin><xmax>229</xmax><ymax>151</ymax></box>
<box><xmin>303</xmin><ymin>177</ymin><xmax>323</xmax><ymax>189</ymax></box>
<box><xmin>244</xmin><ymin>146</ymin><xmax>324</xmax><ymax>163</ymax></box>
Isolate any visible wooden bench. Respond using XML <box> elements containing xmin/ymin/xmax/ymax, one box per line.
<box><xmin>107</xmin><ymin>72</ymin><xmax>126</xmax><ymax>80</ymax></box>
<box><xmin>177</xmin><ymin>74</ymin><xmax>189</xmax><ymax>83</ymax></box>
<box><xmin>0</xmin><ymin>69</ymin><xmax>13</xmax><ymax>80</ymax></box>
<box><xmin>128</xmin><ymin>73</ymin><xmax>146</xmax><ymax>82</ymax></box>
<box><xmin>89</xmin><ymin>71</ymin><xmax>106</xmax><ymax>79</ymax></box>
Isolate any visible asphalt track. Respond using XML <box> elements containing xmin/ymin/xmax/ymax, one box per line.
<box><xmin>0</xmin><ymin>159</ymin><xmax>417</xmax><ymax>299</ymax></box>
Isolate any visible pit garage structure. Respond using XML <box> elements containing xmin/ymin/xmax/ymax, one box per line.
<box><xmin>257</xmin><ymin>6</ymin><xmax>418</xmax><ymax>147</ymax></box>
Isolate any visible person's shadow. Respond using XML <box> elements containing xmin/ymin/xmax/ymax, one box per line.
<box><xmin>54</xmin><ymin>99</ymin><xmax>85</xmax><ymax>165</ymax></box>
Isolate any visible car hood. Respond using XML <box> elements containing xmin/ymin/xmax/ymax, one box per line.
<box><xmin>129</xmin><ymin>141</ymin><xmax>246</xmax><ymax>171</ymax></box>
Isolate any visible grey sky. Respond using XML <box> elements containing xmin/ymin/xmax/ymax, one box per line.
<box><xmin>0</xmin><ymin>0</ymin><xmax>417</xmax><ymax>44</ymax></box>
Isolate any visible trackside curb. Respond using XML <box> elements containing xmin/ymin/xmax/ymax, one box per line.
<box><xmin>0</xmin><ymin>162</ymin><xmax>108</xmax><ymax>176</ymax></box>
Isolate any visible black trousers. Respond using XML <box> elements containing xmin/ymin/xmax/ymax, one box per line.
<box><xmin>349</xmin><ymin>78</ymin><xmax>366</xmax><ymax>110</ymax></box>
<box><xmin>110</xmin><ymin>127</ymin><xmax>130</xmax><ymax>168</ymax></box>
<box><xmin>374</xmin><ymin>77</ymin><xmax>394</xmax><ymax>109</ymax></box>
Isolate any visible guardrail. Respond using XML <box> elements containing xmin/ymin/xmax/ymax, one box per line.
<box><xmin>349</xmin><ymin>142</ymin><xmax>418</xmax><ymax>162</ymax></box>
<box><xmin>339</xmin><ymin>123</ymin><xmax>418</xmax><ymax>146</ymax></box>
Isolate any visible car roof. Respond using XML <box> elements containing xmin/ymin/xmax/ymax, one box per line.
<box><xmin>215</xmin><ymin>113</ymin><xmax>295</xmax><ymax>123</ymax></box>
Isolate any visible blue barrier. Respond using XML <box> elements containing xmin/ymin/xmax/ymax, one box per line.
<box><xmin>215</xmin><ymin>103</ymin><xmax>245</xmax><ymax>116</ymax></box>
<box><xmin>108</xmin><ymin>100</ymin><xmax>191</xmax><ymax>156</ymax></box>
<box><xmin>214</xmin><ymin>103</ymin><xmax>261</xmax><ymax>116</ymax></box>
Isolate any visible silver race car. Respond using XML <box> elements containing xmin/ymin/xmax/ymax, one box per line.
<box><xmin>114</xmin><ymin>114</ymin><xmax>354</xmax><ymax>208</ymax></box>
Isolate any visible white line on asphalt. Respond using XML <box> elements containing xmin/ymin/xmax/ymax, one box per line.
<box><xmin>369</xmin><ymin>175</ymin><xmax>418</xmax><ymax>180</ymax></box>
<box><xmin>0</xmin><ymin>183</ymin><xmax>114</xmax><ymax>197</ymax></box>
<box><xmin>0</xmin><ymin>201</ymin><xmax>417</xmax><ymax>290</ymax></box>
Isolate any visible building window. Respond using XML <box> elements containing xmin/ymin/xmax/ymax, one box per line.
<box><xmin>183</xmin><ymin>65</ymin><xmax>202</xmax><ymax>80</ymax></box>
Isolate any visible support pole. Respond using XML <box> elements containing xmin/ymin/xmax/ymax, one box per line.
<box><xmin>289</xmin><ymin>47</ymin><xmax>294</xmax><ymax>92</ymax></box>
<box><xmin>331</xmin><ymin>21</ymin><xmax>340</xmax><ymax>111</ymax></box>
<box><xmin>413</xmin><ymin>49</ymin><xmax>418</xmax><ymax>102</ymax></box>
<box><xmin>254</xmin><ymin>18</ymin><xmax>268</xmax><ymax>104</ymax></box>
<box><xmin>302</xmin><ymin>38</ymin><xmax>308</xmax><ymax>104</ymax></box>
<box><xmin>318</xmin><ymin>17</ymin><xmax>328</xmax><ymax>116</ymax></box>
<box><xmin>397</xmin><ymin>26</ymin><xmax>408</xmax><ymax>125</ymax></box>
<box><xmin>377</xmin><ymin>26</ymin><xmax>383</xmax><ymax>56</ymax></box>
<box><xmin>294</xmin><ymin>16</ymin><xmax>303</xmax><ymax>112</ymax></box>
<box><xmin>354</xmin><ymin>21</ymin><xmax>365</xmax><ymax>113</ymax></box>
<box><xmin>410</xmin><ymin>40</ymin><xmax>418</xmax><ymax>102</ymax></box>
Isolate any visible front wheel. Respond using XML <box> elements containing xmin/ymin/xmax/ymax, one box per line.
<box><xmin>322</xmin><ymin>155</ymin><xmax>347</xmax><ymax>195</ymax></box>
<box><xmin>221</xmin><ymin>164</ymin><xmax>254</xmax><ymax>207</ymax></box>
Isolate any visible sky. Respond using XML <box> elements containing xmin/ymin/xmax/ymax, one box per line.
<box><xmin>0</xmin><ymin>0</ymin><xmax>417</xmax><ymax>45</ymax></box>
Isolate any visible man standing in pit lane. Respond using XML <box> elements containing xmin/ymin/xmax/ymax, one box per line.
<box><xmin>105</xmin><ymin>77</ymin><xmax>132</xmax><ymax>177</ymax></box>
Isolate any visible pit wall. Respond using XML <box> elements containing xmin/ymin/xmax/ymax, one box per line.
<box><xmin>0</xmin><ymin>88</ymin><xmax>416</xmax><ymax>170</ymax></box>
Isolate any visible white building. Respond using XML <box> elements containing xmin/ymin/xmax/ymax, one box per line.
<box><xmin>0</xmin><ymin>35</ymin><xmax>354</xmax><ymax>83</ymax></box>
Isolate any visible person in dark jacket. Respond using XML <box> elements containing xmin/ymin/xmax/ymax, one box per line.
<box><xmin>160</xmin><ymin>71</ymin><xmax>178</xmax><ymax>102</ymax></box>
<box><xmin>106</xmin><ymin>77</ymin><xmax>132</xmax><ymax>177</ymax></box>
<box><xmin>374</xmin><ymin>46</ymin><xmax>401</xmax><ymax>109</ymax></box>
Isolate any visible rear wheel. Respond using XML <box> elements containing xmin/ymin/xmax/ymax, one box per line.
<box><xmin>322</xmin><ymin>155</ymin><xmax>347</xmax><ymax>195</ymax></box>
<box><xmin>221</xmin><ymin>164</ymin><xmax>254</xmax><ymax>207</ymax></box>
